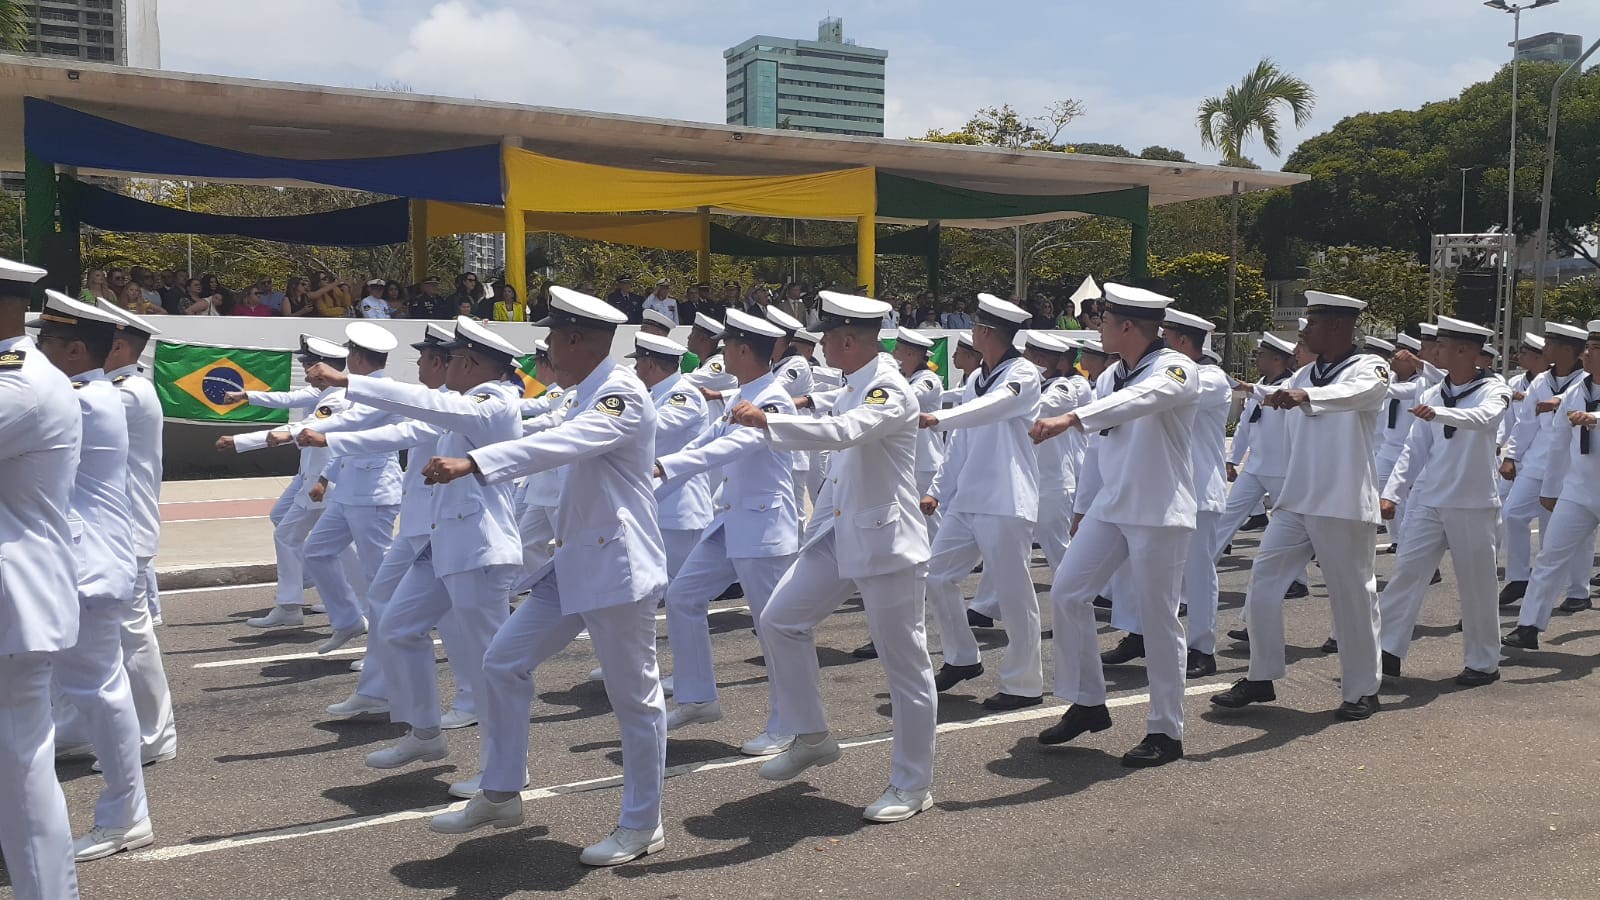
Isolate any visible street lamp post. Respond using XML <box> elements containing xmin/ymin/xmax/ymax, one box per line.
<box><xmin>1458</xmin><ymin>166</ymin><xmax>1482</xmax><ymax>233</ymax></box>
<box><xmin>1533</xmin><ymin>37</ymin><xmax>1600</xmax><ymax>320</ymax></box>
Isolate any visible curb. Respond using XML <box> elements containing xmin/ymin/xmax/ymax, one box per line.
<box><xmin>158</xmin><ymin>563</ymin><xmax>277</xmax><ymax>591</ymax></box>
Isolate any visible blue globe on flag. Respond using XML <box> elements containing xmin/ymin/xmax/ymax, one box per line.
<box><xmin>201</xmin><ymin>366</ymin><xmax>246</xmax><ymax>404</ymax></box>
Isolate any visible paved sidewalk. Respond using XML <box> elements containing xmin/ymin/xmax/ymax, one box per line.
<box><xmin>157</xmin><ymin>476</ymin><xmax>288</xmax><ymax>588</ymax></box>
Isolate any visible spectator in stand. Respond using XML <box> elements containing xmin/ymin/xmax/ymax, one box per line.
<box><xmin>679</xmin><ymin>282</ymin><xmax>706</xmax><ymax>326</ymax></box>
<box><xmin>109</xmin><ymin>267</ymin><xmax>132</xmax><ymax>300</ymax></box>
<box><xmin>1083</xmin><ymin>306</ymin><xmax>1102</xmax><ymax>330</ymax></box>
<box><xmin>252</xmin><ymin>275</ymin><xmax>286</xmax><ymax>314</ymax></box>
<box><xmin>199</xmin><ymin>273</ymin><xmax>233</xmax><ymax>309</ymax></box>
<box><xmin>407</xmin><ymin>276</ymin><xmax>449</xmax><ymax>318</ymax></box>
<box><xmin>382</xmin><ymin>280</ymin><xmax>407</xmax><ymax>318</ymax></box>
<box><xmin>184</xmin><ymin>277</ymin><xmax>231</xmax><ymax>315</ymax></box>
<box><xmin>895</xmin><ymin>300</ymin><xmax>916</xmax><ymax>329</ymax></box>
<box><xmin>455</xmin><ymin>299</ymin><xmax>476</xmax><ymax>318</ymax></box>
<box><xmin>490</xmin><ymin>282</ymin><xmax>526</xmax><ymax>321</ymax></box>
<box><xmin>81</xmin><ymin>269</ymin><xmax>110</xmax><ymax>303</ymax></box>
<box><xmin>744</xmin><ymin>283</ymin><xmax>772</xmax><ymax>316</ymax></box>
<box><xmin>917</xmin><ymin>305</ymin><xmax>942</xmax><ymax>329</ymax></box>
<box><xmin>645</xmin><ymin>278</ymin><xmax>679</xmax><ymax>323</ymax></box>
<box><xmin>118</xmin><ymin>280</ymin><xmax>165</xmax><ymax>315</ymax></box>
<box><xmin>577</xmin><ymin>279</ymin><xmax>597</xmax><ymax>296</ymax></box>
<box><xmin>309</xmin><ymin>272</ymin><xmax>352</xmax><ymax>317</ymax></box>
<box><xmin>1053</xmin><ymin>298</ymin><xmax>1081</xmax><ymax>330</ymax></box>
<box><xmin>284</xmin><ymin>276</ymin><xmax>315</xmax><ymax>317</ymax></box>
<box><xmin>132</xmin><ymin>267</ymin><xmax>164</xmax><ymax>311</ymax></box>
<box><xmin>1030</xmin><ymin>298</ymin><xmax>1059</xmax><ymax>330</ymax></box>
<box><xmin>943</xmin><ymin>298</ymin><xmax>974</xmax><ymax>329</ymax></box>
<box><xmin>778</xmin><ymin>281</ymin><xmax>808</xmax><ymax>322</ymax></box>
<box><xmin>604</xmin><ymin>274</ymin><xmax>644</xmax><ymax>324</ymax></box>
<box><xmin>357</xmin><ymin>278</ymin><xmax>391</xmax><ymax>318</ymax></box>
<box><xmin>447</xmin><ymin>273</ymin><xmax>483</xmax><ymax>318</ymax></box>
<box><xmin>158</xmin><ymin>269</ymin><xmax>186</xmax><ymax>313</ymax></box>
<box><xmin>231</xmin><ymin>284</ymin><xmax>276</xmax><ymax>317</ymax></box>
<box><xmin>721</xmin><ymin>280</ymin><xmax>742</xmax><ymax>308</ymax></box>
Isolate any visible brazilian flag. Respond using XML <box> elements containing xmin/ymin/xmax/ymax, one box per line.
<box><xmin>514</xmin><ymin>354</ymin><xmax>548</xmax><ymax>399</ymax></box>
<box><xmin>879</xmin><ymin>336</ymin><xmax>951</xmax><ymax>387</ymax></box>
<box><xmin>153</xmin><ymin>341</ymin><xmax>292</xmax><ymax>423</ymax></box>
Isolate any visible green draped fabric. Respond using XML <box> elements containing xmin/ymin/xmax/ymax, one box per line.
<box><xmin>874</xmin><ymin>174</ymin><xmax>1149</xmax><ymax>227</ymax></box>
<box><xmin>708</xmin><ymin>223</ymin><xmax>938</xmax><ymax>258</ymax></box>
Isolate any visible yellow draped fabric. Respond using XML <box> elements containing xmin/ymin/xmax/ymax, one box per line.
<box><xmin>423</xmin><ymin>203</ymin><xmax>706</xmax><ymax>252</ymax></box>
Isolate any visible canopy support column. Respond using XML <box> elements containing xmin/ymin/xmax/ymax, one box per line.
<box><xmin>1129</xmin><ymin>219</ymin><xmax>1150</xmax><ymax>282</ymax></box>
<box><xmin>503</xmin><ymin>200</ymin><xmax>526</xmax><ymax>299</ymax></box>
<box><xmin>696</xmin><ymin>207</ymin><xmax>712</xmax><ymax>284</ymax></box>
<box><xmin>57</xmin><ymin>172</ymin><xmax>81</xmax><ymax>289</ymax></box>
<box><xmin>856</xmin><ymin>215</ymin><xmax>875</xmax><ymax>296</ymax></box>
<box><xmin>409</xmin><ymin>200</ymin><xmax>429</xmax><ymax>283</ymax></box>
<box><xmin>23</xmin><ymin>149</ymin><xmax>56</xmax><ymax>291</ymax></box>
<box><xmin>925</xmin><ymin>221</ymin><xmax>941</xmax><ymax>297</ymax></box>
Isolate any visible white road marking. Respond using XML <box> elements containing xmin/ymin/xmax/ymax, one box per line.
<box><xmin>164</xmin><ymin>582</ymin><xmax>279</xmax><ymax>596</ymax></box>
<box><xmin>126</xmin><ymin>682</ymin><xmax>1227</xmax><ymax>862</ymax></box>
<box><xmin>163</xmin><ymin>516</ymin><xmax>273</xmax><ymax>525</ymax></box>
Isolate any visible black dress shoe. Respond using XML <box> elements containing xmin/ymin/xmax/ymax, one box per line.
<box><xmin>1502</xmin><ymin>624</ymin><xmax>1540</xmax><ymax>650</ymax></box>
<box><xmin>1101</xmin><ymin>633</ymin><xmax>1145</xmax><ymax>665</ymax></box>
<box><xmin>966</xmin><ymin>609</ymin><xmax>996</xmax><ymax>628</ymax></box>
<box><xmin>1385</xmin><ymin>542</ymin><xmax>1397</xmax><ymax>554</ymax></box>
<box><xmin>933</xmin><ymin>662</ymin><xmax>985</xmax><ymax>691</ymax></box>
<box><xmin>1591</xmin><ymin>572</ymin><xmax>1600</xmax><ymax>588</ymax></box>
<box><xmin>1455</xmin><ymin>667</ymin><xmax>1501</xmax><ymax>687</ymax></box>
<box><xmin>1038</xmin><ymin>703</ymin><xmax>1112</xmax><ymax>745</ymax></box>
<box><xmin>1092</xmin><ymin>595</ymin><xmax>1112</xmax><ymax>610</ymax></box>
<box><xmin>1430</xmin><ymin>569</ymin><xmax>1443</xmax><ymax>585</ymax></box>
<box><xmin>1178</xmin><ymin>603</ymin><xmax>1188</xmax><ymax>617</ymax></box>
<box><xmin>982</xmin><ymin>692</ymin><xmax>1043</xmax><ymax>711</ymax></box>
<box><xmin>715</xmin><ymin>582</ymin><xmax>745</xmax><ymax>601</ymax></box>
<box><xmin>1241</xmin><ymin>513</ymin><xmax>1270</xmax><ymax>532</ymax></box>
<box><xmin>1121</xmin><ymin>733</ymin><xmax>1184</xmax><ymax>768</ymax></box>
<box><xmin>1335</xmin><ymin>694</ymin><xmax>1380</xmax><ymax>721</ymax></box>
<box><xmin>1223</xmin><ymin>542</ymin><xmax>1233</xmax><ymax>556</ymax></box>
<box><xmin>1381</xmin><ymin>650</ymin><xmax>1401</xmax><ymax>678</ymax></box>
<box><xmin>852</xmin><ymin>641</ymin><xmax>879</xmax><ymax>659</ymax></box>
<box><xmin>1558</xmin><ymin>595</ymin><xmax>1592</xmax><ymax>613</ymax></box>
<box><xmin>1499</xmin><ymin>580</ymin><xmax>1528</xmax><ymax>605</ymax></box>
<box><xmin>1226</xmin><ymin>627</ymin><xmax>1250</xmax><ymax>644</ymax></box>
<box><xmin>1319</xmin><ymin>637</ymin><xmax>1339</xmax><ymax>653</ymax></box>
<box><xmin>1210</xmin><ymin>678</ymin><xmax>1276</xmax><ymax>708</ymax></box>
<box><xmin>1185</xmin><ymin>649</ymin><xmax>1216</xmax><ymax>678</ymax></box>
<box><xmin>1284</xmin><ymin>580</ymin><xmax>1310</xmax><ymax>600</ymax></box>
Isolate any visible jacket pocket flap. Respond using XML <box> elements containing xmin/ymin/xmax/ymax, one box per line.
<box><xmin>853</xmin><ymin>503</ymin><xmax>898</xmax><ymax>529</ymax></box>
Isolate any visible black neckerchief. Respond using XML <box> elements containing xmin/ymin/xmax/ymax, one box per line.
<box><xmin>1099</xmin><ymin>340</ymin><xmax>1166</xmax><ymax>435</ymax></box>
<box><xmin>1550</xmin><ymin>366</ymin><xmax>1582</xmax><ymax>399</ymax></box>
<box><xmin>1583</xmin><ymin>374</ymin><xmax>1599</xmax><ymax>456</ymax></box>
<box><xmin>974</xmin><ymin>349</ymin><xmax>1023</xmax><ymax>397</ymax></box>
<box><xmin>1309</xmin><ymin>345</ymin><xmax>1361</xmax><ymax>388</ymax></box>
<box><xmin>1248</xmin><ymin>370</ymin><xmax>1291</xmax><ymax>423</ymax></box>
<box><xmin>1387</xmin><ymin>372</ymin><xmax>1420</xmax><ymax>429</ymax></box>
<box><xmin>1440</xmin><ymin>373</ymin><xmax>1492</xmax><ymax>439</ymax></box>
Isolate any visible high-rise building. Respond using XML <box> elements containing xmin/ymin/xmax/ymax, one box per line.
<box><xmin>15</xmin><ymin>0</ymin><xmax>161</xmax><ymax>68</ymax></box>
<box><xmin>724</xmin><ymin>17</ymin><xmax>886</xmax><ymax>137</ymax></box>
<box><xmin>462</xmin><ymin>232</ymin><xmax>506</xmax><ymax>280</ymax></box>
<box><xmin>1511</xmin><ymin>32</ymin><xmax>1583</xmax><ymax>64</ymax></box>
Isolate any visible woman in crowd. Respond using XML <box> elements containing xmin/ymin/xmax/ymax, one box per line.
<box><xmin>309</xmin><ymin>272</ymin><xmax>352</xmax><ymax>317</ymax></box>
<box><xmin>526</xmin><ymin>282</ymin><xmax>552</xmax><ymax>323</ymax></box>
<box><xmin>283</xmin><ymin>276</ymin><xmax>315</xmax><ymax>317</ymax></box>
<box><xmin>231</xmin><ymin>285</ymin><xmax>276</xmax><ymax>317</ymax></box>
<box><xmin>490</xmin><ymin>282</ymin><xmax>525</xmax><ymax>321</ymax></box>
<box><xmin>383</xmin><ymin>280</ymin><xmax>408</xmax><ymax>318</ymax></box>
<box><xmin>198</xmin><ymin>273</ymin><xmax>233</xmax><ymax>308</ymax></box>
<box><xmin>81</xmin><ymin>269</ymin><xmax>111</xmax><ymax>304</ymax></box>
<box><xmin>184</xmin><ymin>277</ymin><xmax>231</xmax><ymax>315</ymax></box>
<box><xmin>118</xmin><ymin>281</ymin><xmax>164</xmax><ymax>315</ymax></box>
<box><xmin>895</xmin><ymin>300</ymin><xmax>915</xmax><ymax>329</ymax></box>
<box><xmin>449</xmin><ymin>273</ymin><xmax>486</xmax><ymax>317</ymax></box>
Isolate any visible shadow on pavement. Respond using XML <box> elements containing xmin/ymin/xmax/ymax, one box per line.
<box><xmin>937</xmin><ymin>735</ymin><xmax>1135</xmax><ymax>813</ymax></box>
<box><xmin>214</xmin><ymin>719</ymin><xmax>407</xmax><ymax>763</ymax></box>
<box><xmin>199</xmin><ymin>659</ymin><xmax>357</xmax><ymax>692</ymax></box>
<box><xmin>392</xmin><ymin>826</ymin><xmax>595</xmax><ymax>896</ymax></box>
<box><xmin>320</xmin><ymin>765</ymin><xmax>463</xmax><ymax>818</ymax></box>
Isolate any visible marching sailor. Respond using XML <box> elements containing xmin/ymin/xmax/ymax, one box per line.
<box><xmin>631</xmin><ymin>332</ymin><xmax>712</xmax><ymax>577</ymax></box>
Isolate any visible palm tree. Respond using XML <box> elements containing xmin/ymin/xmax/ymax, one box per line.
<box><xmin>0</xmin><ymin>0</ymin><xmax>26</xmax><ymax>51</ymax></box>
<box><xmin>1197</xmin><ymin>58</ymin><xmax>1315</xmax><ymax>366</ymax></box>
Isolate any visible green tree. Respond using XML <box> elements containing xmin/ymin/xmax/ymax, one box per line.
<box><xmin>1306</xmin><ymin>246</ymin><xmax>1433</xmax><ymax>332</ymax></box>
<box><xmin>917</xmin><ymin>100</ymin><xmax>1086</xmax><ymax>151</ymax></box>
<box><xmin>0</xmin><ymin>0</ymin><xmax>25</xmax><ymax>50</ymax></box>
<box><xmin>1153</xmin><ymin>251</ymin><xmax>1271</xmax><ymax>333</ymax></box>
<box><xmin>1138</xmin><ymin>146</ymin><xmax>1190</xmax><ymax>162</ymax></box>
<box><xmin>1197</xmin><ymin>57</ymin><xmax>1316</xmax><ymax>366</ymax></box>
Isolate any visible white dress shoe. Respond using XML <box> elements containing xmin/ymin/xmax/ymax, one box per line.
<box><xmin>579</xmin><ymin>824</ymin><xmax>665</xmax><ymax>866</ymax></box>
<box><xmin>246</xmin><ymin>605</ymin><xmax>304</xmax><ymax>628</ymax></box>
<box><xmin>55</xmin><ymin>742</ymin><xmax>94</xmax><ymax>761</ymax></box>
<box><xmin>739</xmin><ymin>731</ymin><xmax>795</xmax><ymax>757</ymax></box>
<box><xmin>863</xmin><ymin>786</ymin><xmax>933</xmax><ymax>823</ymax></box>
<box><xmin>758</xmin><ymin>734</ymin><xmax>840</xmax><ymax>781</ymax></box>
<box><xmin>428</xmin><ymin>793</ymin><xmax>523</xmax><ymax>835</ymax></box>
<box><xmin>308</xmin><ymin>603</ymin><xmax>326</xmax><ymax>614</ymax></box>
<box><xmin>91</xmin><ymin>748</ymin><xmax>176</xmax><ymax>772</ymax></box>
<box><xmin>660</xmin><ymin>674</ymin><xmax>674</xmax><ymax>697</ymax></box>
<box><xmin>439</xmin><ymin>708</ymin><xmax>478</xmax><ymax>730</ymax></box>
<box><xmin>448</xmin><ymin>773</ymin><xmax>528</xmax><ymax>800</ymax></box>
<box><xmin>317</xmin><ymin>619</ymin><xmax>367</xmax><ymax>655</ymax></box>
<box><xmin>666</xmin><ymin>701</ymin><xmax>723</xmax><ymax>731</ymax></box>
<box><xmin>349</xmin><ymin>658</ymin><xmax>365</xmax><ymax>672</ymax></box>
<box><xmin>150</xmin><ymin>615</ymin><xmax>164</xmax><ymax>627</ymax></box>
<box><xmin>74</xmin><ymin>817</ymin><xmax>153</xmax><ymax>861</ymax></box>
<box><xmin>587</xmin><ymin>666</ymin><xmax>606</xmax><ymax>682</ymax></box>
<box><xmin>365</xmin><ymin>732</ymin><xmax>448</xmax><ymax>769</ymax></box>
<box><xmin>326</xmin><ymin>693</ymin><xmax>389</xmax><ymax>719</ymax></box>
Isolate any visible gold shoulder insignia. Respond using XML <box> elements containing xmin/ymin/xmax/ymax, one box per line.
<box><xmin>1166</xmin><ymin>366</ymin><xmax>1188</xmax><ymax>384</ymax></box>
<box><xmin>761</xmin><ymin>402</ymin><xmax>781</xmax><ymax>413</ymax></box>
<box><xmin>668</xmin><ymin>392</ymin><xmax>689</xmax><ymax>407</ymax></box>
<box><xmin>596</xmin><ymin>395</ymin><xmax>626</xmax><ymax>417</ymax></box>
<box><xmin>112</xmin><ymin>374</ymin><xmax>130</xmax><ymax>384</ymax></box>
<box><xmin>0</xmin><ymin>350</ymin><xmax>23</xmax><ymax>369</ymax></box>
<box><xmin>785</xmin><ymin>368</ymin><xmax>799</xmax><ymax>380</ymax></box>
<box><xmin>314</xmin><ymin>404</ymin><xmax>334</xmax><ymax>418</ymax></box>
<box><xmin>708</xmin><ymin>361</ymin><xmax>723</xmax><ymax>374</ymax></box>
<box><xmin>72</xmin><ymin>380</ymin><xmax>87</xmax><ymax>389</ymax></box>
<box><xmin>865</xmin><ymin>386</ymin><xmax>891</xmax><ymax>405</ymax></box>
<box><xmin>472</xmin><ymin>393</ymin><xmax>491</xmax><ymax>403</ymax></box>
<box><xmin>1375</xmin><ymin>365</ymin><xmax>1390</xmax><ymax>383</ymax></box>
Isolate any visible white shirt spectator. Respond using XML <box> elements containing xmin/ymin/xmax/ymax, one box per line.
<box><xmin>357</xmin><ymin>295</ymin><xmax>391</xmax><ymax>319</ymax></box>
<box><xmin>644</xmin><ymin>293</ymin><xmax>678</xmax><ymax>324</ymax></box>
<box><xmin>942</xmin><ymin>309</ymin><xmax>973</xmax><ymax>329</ymax></box>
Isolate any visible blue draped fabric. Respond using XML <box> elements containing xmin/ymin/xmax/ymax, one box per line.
<box><xmin>24</xmin><ymin>98</ymin><xmax>502</xmax><ymax>205</ymax></box>
<box><xmin>67</xmin><ymin>180</ymin><xmax>411</xmax><ymax>246</ymax></box>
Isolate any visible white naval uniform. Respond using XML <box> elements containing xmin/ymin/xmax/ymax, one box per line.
<box><xmin>291</xmin><ymin>373</ymin><xmax>404</xmax><ymax>636</ymax></box>
<box><xmin>650</xmin><ymin>373</ymin><xmax>713</xmax><ymax>576</ymax></box>
<box><xmin>514</xmin><ymin>387</ymin><xmax>571</xmax><ymax>581</ymax></box>
<box><xmin>55</xmin><ymin>369</ymin><xmax>147</xmax><ymax>831</ymax></box>
<box><xmin>762</xmin><ymin>354</ymin><xmax>937</xmax><ymax>793</ymax></box>
<box><xmin>926</xmin><ymin>352</ymin><xmax>1043</xmax><ymax>698</ymax></box>
<box><xmin>772</xmin><ymin>352</ymin><xmax>816</xmax><ymax>512</ymax></box>
<box><xmin>357</xmin><ymin>295</ymin><xmax>392</xmax><ymax>318</ymax></box>
<box><xmin>1049</xmin><ymin>344</ymin><xmax>1198</xmax><ymax>739</ymax></box>
<box><xmin>1182</xmin><ymin>362</ymin><xmax>1231</xmax><ymax>654</ymax></box>
<box><xmin>1516</xmin><ymin>376</ymin><xmax>1600</xmax><ymax>632</ymax></box>
<box><xmin>1034</xmin><ymin>372</ymin><xmax>1087</xmax><ymax>572</ymax></box>
<box><xmin>1215</xmin><ymin>373</ymin><xmax>1291</xmax><ymax>557</ymax></box>
<box><xmin>346</xmin><ymin>376</ymin><xmax>524</xmax><ymax>741</ymax></box>
<box><xmin>1375</xmin><ymin>373</ymin><xmax>1426</xmax><ymax>550</ymax></box>
<box><xmin>1502</xmin><ymin>366</ymin><xmax>1587</xmax><ymax>596</ymax></box>
<box><xmin>469</xmin><ymin>357</ymin><xmax>669</xmax><ymax>833</ymax></box>
<box><xmin>907</xmin><ymin>367</ymin><xmax>947</xmax><ymax>542</ymax></box>
<box><xmin>1378</xmin><ymin>374</ymin><xmax>1511</xmax><ymax>672</ymax></box>
<box><xmin>1243</xmin><ymin>349</ymin><xmax>1389</xmax><ymax>702</ymax></box>
<box><xmin>656</xmin><ymin>372</ymin><xmax>799</xmax><ymax>728</ymax></box>
<box><xmin>0</xmin><ymin>336</ymin><xmax>82</xmax><ymax>900</ymax></box>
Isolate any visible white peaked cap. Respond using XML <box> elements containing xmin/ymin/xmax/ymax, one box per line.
<box><xmin>895</xmin><ymin>326</ymin><xmax>933</xmax><ymax>349</ymax></box>
<box><xmin>345</xmin><ymin>321</ymin><xmax>398</xmax><ymax>354</ymax></box>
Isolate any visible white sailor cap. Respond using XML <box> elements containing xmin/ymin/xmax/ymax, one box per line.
<box><xmin>1259</xmin><ymin>333</ymin><xmax>1296</xmax><ymax>356</ymax></box>
<box><xmin>1363</xmin><ymin>335</ymin><xmax>1395</xmax><ymax>353</ymax></box>
<box><xmin>1023</xmin><ymin>331</ymin><xmax>1071</xmax><ymax>354</ymax></box>
<box><xmin>975</xmin><ymin>293</ymin><xmax>1032</xmax><ymax>327</ymax></box>
<box><xmin>1162</xmin><ymin>308</ymin><xmax>1215</xmax><ymax>334</ymax></box>
<box><xmin>693</xmin><ymin>311</ymin><xmax>726</xmax><ymax>337</ymax></box>
<box><xmin>724</xmin><ymin>308</ymin><xmax>785</xmax><ymax>341</ymax></box>
<box><xmin>627</xmin><ymin>332</ymin><xmax>687</xmax><ymax>360</ymax></box>
<box><xmin>444</xmin><ymin>316</ymin><xmax>522</xmax><ymax>362</ymax></box>
<box><xmin>531</xmin><ymin>338</ymin><xmax>550</xmax><ymax>356</ymax></box>
<box><xmin>0</xmin><ymin>256</ymin><xmax>47</xmax><ymax>297</ymax></box>
<box><xmin>1304</xmin><ymin>290</ymin><xmax>1367</xmax><ymax>313</ymax></box>
<box><xmin>1521</xmin><ymin>333</ymin><xmax>1545</xmax><ymax>351</ymax></box>
<box><xmin>299</xmin><ymin>333</ymin><xmax>349</xmax><ymax>361</ymax></box>
<box><xmin>1102</xmin><ymin>283</ymin><xmax>1175</xmax><ymax>321</ymax></box>
<box><xmin>764</xmin><ymin>305</ymin><xmax>806</xmax><ymax>335</ymax></box>
<box><xmin>410</xmin><ymin>322</ymin><xmax>455</xmax><ymax>351</ymax></box>
<box><xmin>815</xmin><ymin>290</ymin><xmax>890</xmax><ymax>331</ymax></box>
<box><xmin>540</xmin><ymin>285</ymin><xmax>627</xmax><ymax>330</ymax></box>
<box><xmin>1544</xmin><ymin>321</ymin><xmax>1587</xmax><ymax>344</ymax></box>
<box><xmin>1436</xmin><ymin>315</ymin><xmax>1494</xmax><ymax>343</ymax></box>
<box><xmin>366</xmin><ymin>278</ymin><xmax>386</xmax><ymax>288</ymax></box>
<box><xmin>1202</xmin><ymin>342</ymin><xmax>1222</xmax><ymax>364</ymax></box>
<box><xmin>1396</xmin><ymin>333</ymin><xmax>1422</xmax><ymax>351</ymax></box>
<box><xmin>641</xmin><ymin>308</ymin><xmax>676</xmax><ymax>331</ymax></box>
<box><xmin>1078</xmin><ymin>338</ymin><xmax>1110</xmax><ymax>357</ymax></box>
<box><xmin>345</xmin><ymin>321</ymin><xmax>398</xmax><ymax>355</ymax></box>
<box><xmin>1419</xmin><ymin>323</ymin><xmax>1438</xmax><ymax>338</ymax></box>
<box><xmin>1297</xmin><ymin>317</ymin><xmax>1308</xmax><ymax>333</ymax></box>
<box><xmin>895</xmin><ymin>326</ymin><xmax>934</xmax><ymax>350</ymax></box>
<box><xmin>1480</xmin><ymin>345</ymin><xmax>1500</xmax><ymax>359</ymax></box>
<box><xmin>791</xmin><ymin>329</ymin><xmax>822</xmax><ymax>346</ymax></box>
<box><xmin>29</xmin><ymin>290</ymin><xmax>125</xmax><ymax>334</ymax></box>
<box><xmin>955</xmin><ymin>331</ymin><xmax>975</xmax><ymax>350</ymax></box>
<box><xmin>99</xmin><ymin>300</ymin><xmax>162</xmax><ymax>337</ymax></box>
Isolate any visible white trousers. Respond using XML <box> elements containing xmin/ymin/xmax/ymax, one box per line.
<box><xmin>762</xmin><ymin>533</ymin><xmax>936</xmax><ymax>792</ymax></box>
<box><xmin>1035</xmin><ymin>489</ymin><xmax>1074</xmax><ymax>574</ymax></box>
<box><xmin>352</xmin><ymin>536</ymin><xmax>474</xmax><ymax>715</ymax></box>
<box><xmin>662</xmin><ymin>529</ymin><xmax>703</xmax><ymax>580</ymax></box>
<box><xmin>663</xmin><ymin>528</ymin><xmax>794</xmax><ymax>729</ymax></box>
<box><xmin>1378</xmin><ymin>505</ymin><xmax>1500</xmax><ymax>673</ymax></box>
<box><xmin>0</xmin><ymin>653</ymin><xmax>79</xmax><ymax>900</ymax></box>
<box><xmin>1184</xmin><ymin>511</ymin><xmax>1221</xmax><ymax>654</ymax></box>
<box><xmin>271</xmin><ymin>499</ymin><xmax>323</xmax><ymax>608</ymax></box>
<box><xmin>481</xmin><ymin>574</ymin><xmax>665</xmax><ymax>831</ymax></box>
<box><xmin>303</xmin><ymin>502</ymin><xmax>399</xmax><ymax>633</ymax></box>
<box><xmin>1518</xmin><ymin>498</ymin><xmax>1600</xmax><ymax>631</ymax></box>
<box><xmin>1244</xmin><ymin>510</ymin><xmax>1380</xmax><ymax>702</ymax></box>
<box><xmin>381</xmin><ymin>550</ymin><xmax>515</xmax><ymax>733</ymax></box>
<box><xmin>1213</xmin><ymin>473</ymin><xmax>1309</xmax><ymax>594</ymax></box>
<box><xmin>1503</xmin><ymin>474</ymin><xmax>1553</xmax><ymax>583</ymax></box>
<box><xmin>927</xmin><ymin>512</ymin><xmax>1041</xmax><ymax>697</ymax></box>
<box><xmin>55</xmin><ymin>597</ymin><xmax>147</xmax><ymax>829</ymax></box>
<box><xmin>515</xmin><ymin>504</ymin><xmax>557</xmax><ymax>588</ymax></box>
<box><xmin>1376</xmin><ymin>451</ymin><xmax>1408</xmax><ymax>547</ymax></box>
<box><xmin>1050</xmin><ymin>516</ymin><xmax>1189</xmax><ymax>740</ymax></box>
<box><xmin>916</xmin><ymin>469</ymin><xmax>942</xmax><ymax>546</ymax></box>
<box><xmin>141</xmin><ymin>558</ymin><xmax>161</xmax><ymax>620</ymax></box>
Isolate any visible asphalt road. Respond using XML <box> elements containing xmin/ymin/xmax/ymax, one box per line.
<box><xmin>19</xmin><ymin>531</ymin><xmax>1600</xmax><ymax>900</ymax></box>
